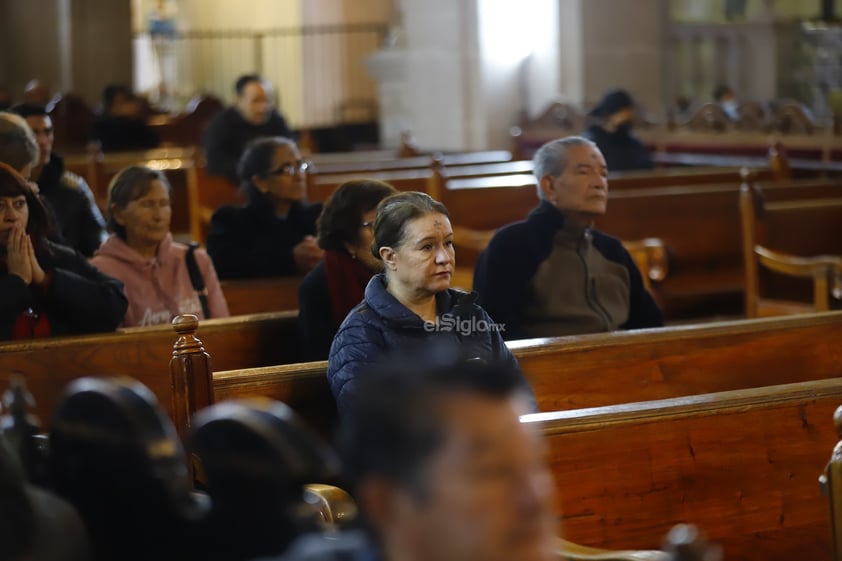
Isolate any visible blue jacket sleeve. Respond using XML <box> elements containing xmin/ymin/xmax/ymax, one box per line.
<box><xmin>327</xmin><ymin>317</ymin><xmax>387</xmax><ymax>419</ymax></box>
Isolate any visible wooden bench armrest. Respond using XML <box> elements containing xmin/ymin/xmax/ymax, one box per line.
<box><xmin>452</xmin><ymin>225</ymin><xmax>496</xmax><ymax>252</ymax></box>
<box><xmin>303</xmin><ymin>483</ymin><xmax>359</xmax><ymax>530</ymax></box>
<box><xmin>622</xmin><ymin>237</ymin><xmax>669</xmax><ymax>284</ymax></box>
<box><xmin>557</xmin><ymin>538</ymin><xmax>668</xmax><ymax>561</ymax></box>
<box><xmin>755</xmin><ymin>246</ymin><xmax>842</xmax><ymax>311</ymax></box>
<box><xmin>756</xmin><ymin>246</ymin><xmax>842</xmax><ymax>284</ymax></box>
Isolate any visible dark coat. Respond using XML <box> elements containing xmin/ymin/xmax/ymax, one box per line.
<box><xmin>205</xmin><ymin>186</ymin><xmax>321</xmax><ymax>280</ymax></box>
<box><xmin>297</xmin><ymin>261</ymin><xmax>335</xmax><ymax>362</ymax></box>
<box><xmin>473</xmin><ymin>201</ymin><xmax>663</xmax><ymax>340</ymax></box>
<box><xmin>582</xmin><ymin>124</ymin><xmax>654</xmax><ymax>171</ymax></box>
<box><xmin>327</xmin><ymin>274</ymin><xmax>532</xmax><ymax>417</ymax></box>
<box><xmin>37</xmin><ymin>154</ymin><xmax>106</xmax><ymax>257</ymax></box>
<box><xmin>91</xmin><ymin>115</ymin><xmax>160</xmax><ymax>152</ymax></box>
<box><xmin>203</xmin><ymin>107</ymin><xmax>293</xmax><ymax>183</ymax></box>
<box><xmin>0</xmin><ymin>241</ymin><xmax>128</xmax><ymax>340</ymax></box>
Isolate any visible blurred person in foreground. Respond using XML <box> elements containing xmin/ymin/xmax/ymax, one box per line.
<box><xmin>280</xmin><ymin>358</ymin><xmax>558</xmax><ymax>561</ymax></box>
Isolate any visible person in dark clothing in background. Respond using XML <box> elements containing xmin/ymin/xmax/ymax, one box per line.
<box><xmin>582</xmin><ymin>89</ymin><xmax>653</xmax><ymax>172</ymax></box>
<box><xmin>474</xmin><ymin>136</ymin><xmax>662</xmax><ymax>340</ymax></box>
<box><xmin>297</xmin><ymin>179</ymin><xmax>397</xmax><ymax>361</ymax></box>
<box><xmin>205</xmin><ymin>136</ymin><xmax>322</xmax><ymax>280</ymax></box>
<box><xmin>203</xmin><ymin>74</ymin><xmax>293</xmax><ymax>184</ymax></box>
<box><xmin>91</xmin><ymin>84</ymin><xmax>160</xmax><ymax>153</ymax></box>
<box><xmin>11</xmin><ymin>103</ymin><xmax>106</xmax><ymax>257</ymax></box>
<box><xmin>0</xmin><ymin>162</ymin><xmax>127</xmax><ymax>340</ymax></box>
<box><xmin>327</xmin><ymin>191</ymin><xmax>534</xmax><ymax>418</ymax></box>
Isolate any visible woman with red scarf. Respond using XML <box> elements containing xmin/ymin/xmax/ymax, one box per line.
<box><xmin>0</xmin><ymin>163</ymin><xmax>127</xmax><ymax>340</ymax></box>
<box><xmin>297</xmin><ymin>179</ymin><xmax>397</xmax><ymax>361</ymax></box>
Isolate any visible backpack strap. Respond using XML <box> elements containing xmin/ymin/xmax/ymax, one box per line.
<box><xmin>185</xmin><ymin>242</ymin><xmax>211</xmax><ymax>320</ymax></box>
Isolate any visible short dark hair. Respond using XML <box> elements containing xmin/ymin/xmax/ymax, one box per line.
<box><xmin>372</xmin><ymin>191</ymin><xmax>449</xmax><ymax>260</ymax></box>
<box><xmin>0</xmin><ymin>162</ymin><xmax>50</xmax><ymax>246</ymax></box>
<box><xmin>317</xmin><ymin>180</ymin><xmax>397</xmax><ymax>252</ymax></box>
<box><xmin>102</xmin><ymin>84</ymin><xmax>133</xmax><ymax>111</ymax></box>
<box><xmin>9</xmin><ymin>103</ymin><xmax>48</xmax><ymax>119</ymax></box>
<box><xmin>106</xmin><ymin>166</ymin><xmax>171</xmax><ymax>239</ymax></box>
<box><xmin>235</xmin><ymin>74</ymin><xmax>264</xmax><ymax>96</ymax></box>
<box><xmin>237</xmin><ymin>136</ymin><xmax>297</xmax><ymax>186</ymax></box>
<box><xmin>338</xmin><ymin>357</ymin><xmax>527</xmax><ymax>499</ymax></box>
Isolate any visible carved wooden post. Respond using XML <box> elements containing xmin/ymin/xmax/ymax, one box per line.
<box><xmin>398</xmin><ymin>131</ymin><xmax>420</xmax><ymax>157</ymax></box>
<box><xmin>768</xmin><ymin>141</ymin><xmax>791</xmax><ymax>181</ymax></box>
<box><xmin>169</xmin><ymin>314</ymin><xmax>213</xmax><ymax>441</ymax></box>
<box><xmin>427</xmin><ymin>153</ymin><xmax>445</xmax><ymax>201</ymax></box>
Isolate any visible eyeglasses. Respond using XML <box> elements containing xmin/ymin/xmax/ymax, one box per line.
<box><xmin>267</xmin><ymin>161</ymin><xmax>310</xmax><ymax>177</ymax></box>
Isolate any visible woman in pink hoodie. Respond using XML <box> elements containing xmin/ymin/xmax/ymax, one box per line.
<box><xmin>91</xmin><ymin>166</ymin><xmax>229</xmax><ymax>327</ymax></box>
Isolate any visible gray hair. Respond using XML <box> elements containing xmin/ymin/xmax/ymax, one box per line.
<box><xmin>532</xmin><ymin>136</ymin><xmax>597</xmax><ymax>201</ymax></box>
<box><xmin>0</xmin><ymin>112</ymin><xmax>39</xmax><ymax>173</ymax></box>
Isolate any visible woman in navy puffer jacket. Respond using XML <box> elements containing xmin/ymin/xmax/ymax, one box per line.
<box><xmin>327</xmin><ymin>191</ymin><xmax>535</xmax><ymax>418</ymax></box>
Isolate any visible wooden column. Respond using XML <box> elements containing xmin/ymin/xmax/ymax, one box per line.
<box><xmin>169</xmin><ymin>313</ymin><xmax>214</xmax><ymax>441</ymax></box>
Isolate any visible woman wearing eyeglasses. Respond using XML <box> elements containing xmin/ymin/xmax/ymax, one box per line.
<box><xmin>297</xmin><ymin>179</ymin><xmax>397</xmax><ymax>361</ymax></box>
<box><xmin>205</xmin><ymin>136</ymin><xmax>323</xmax><ymax>279</ymax></box>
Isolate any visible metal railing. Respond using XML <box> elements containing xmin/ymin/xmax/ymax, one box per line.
<box><xmin>134</xmin><ymin>23</ymin><xmax>388</xmax><ymax>128</ymax></box>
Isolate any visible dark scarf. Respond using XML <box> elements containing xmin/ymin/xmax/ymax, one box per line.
<box><xmin>323</xmin><ymin>249</ymin><xmax>374</xmax><ymax>325</ymax></box>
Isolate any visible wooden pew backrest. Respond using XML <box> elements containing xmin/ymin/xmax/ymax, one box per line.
<box><xmin>740</xmin><ymin>179</ymin><xmax>842</xmax><ymax>317</ymax></box>
<box><xmin>0</xmin><ymin>311</ymin><xmax>298</xmax><ymax>425</ymax></box>
<box><xmin>526</xmin><ymin>378</ymin><xmax>842</xmax><ymax>561</ymax></box>
<box><xmin>220</xmin><ymin>276</ymin><xmax>303</xmax><ymax>315</ymax></box>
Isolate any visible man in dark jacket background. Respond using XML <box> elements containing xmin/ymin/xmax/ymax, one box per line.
<box><xmin>203</xmin><ymin>74</ymin><xmax>293</xmax><ymax>184</ymax></box>
<box><xmin>11</xmin><ymin>104</ymin><xmax>106</xmax><ymax>257</ymax></box>
<box><xmin>473</xmin><ymin>135</ymin><xmax>662</xmax><ymax>340</ymax></box>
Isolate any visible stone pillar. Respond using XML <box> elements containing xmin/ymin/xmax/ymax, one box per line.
<box><xmin>366</xmin><ymin>49</ymin><xmax>408</xmax><ymax>149</ymax></box>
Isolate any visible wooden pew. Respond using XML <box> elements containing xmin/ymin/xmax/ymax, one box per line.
<box><xmin>310</xmin><ymin>149</ymin><xmax>512</xmax><ymax>175</ymax></box>
<box><xmin>740</xmin><ymin>181</ymin><xmax>842</xmax><ymax>318</ymax></box>
<box><xmin>592</xmin><ymin>178</ymin><xmax>842</xmax><ymax>318</ymax></box>
<box><xmin>221</xmin><ymin>276</ymin><xmax>304</xmax><ymax>315</ymax></box>
<box><xmin>146</xmin><ymin>93</ymin><xmax>224</xmax><ymax>147</ymax></box>
<box><xmin>210</xmin><ymin>311</ymin><xmax>842</xmax><ymax>438</ymax></box>
<box><xmin>64</xmin><ymin>146</ymin><xmax>200</xmax><ymax>237</ymax></box>
<box><xmin>527</xmin><ymin>378</ymin><xmax>841</xmax><ymax>561</ymax></box>
<box><xmin>512</xmin><ymin>99</ymin><xmax>840</xmax><ymax>163</ymax></box>
<box><xmin>0</xmin><ymin>311</ymin><xmax>298</xmax><ymax>425</ymax></box>
<box><xmin>444</xmin><ymin>173</ymin><xmax>842</xmax><ymax>318</ymax></box>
